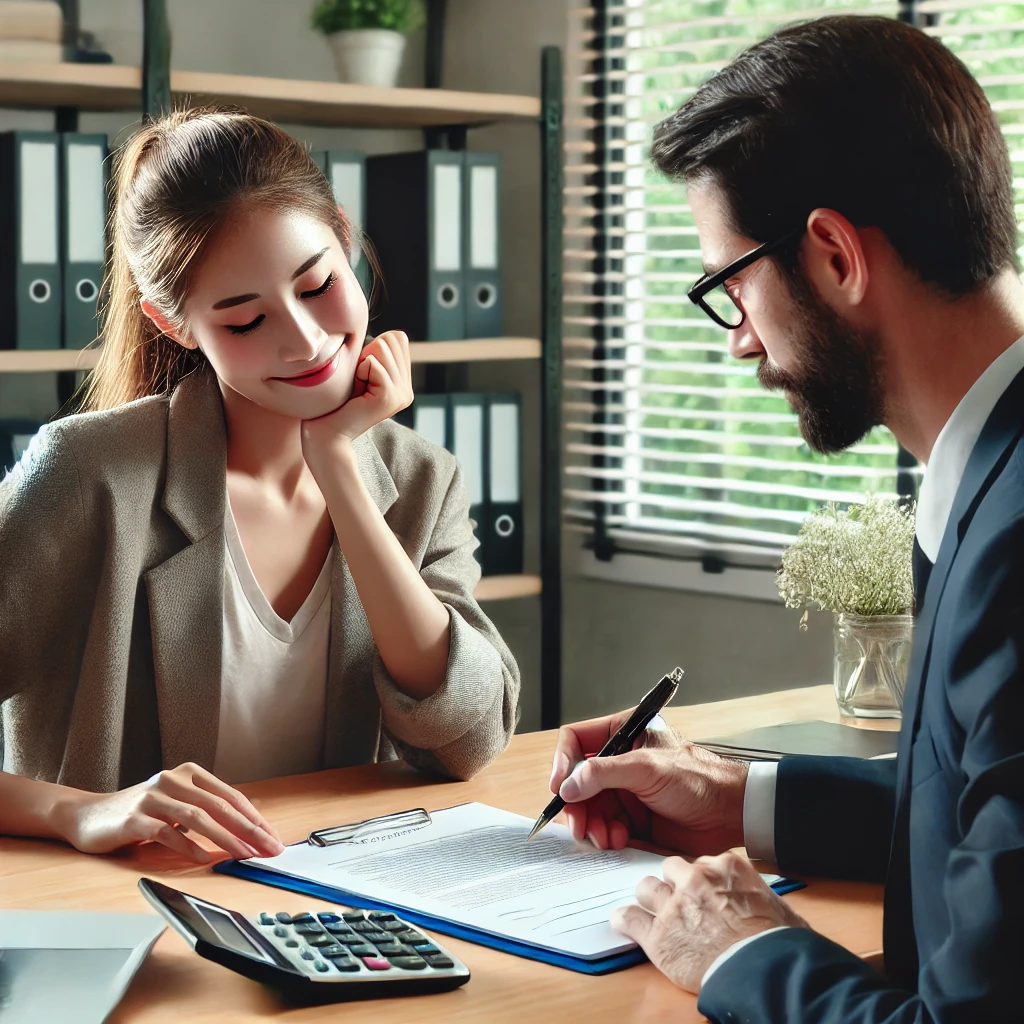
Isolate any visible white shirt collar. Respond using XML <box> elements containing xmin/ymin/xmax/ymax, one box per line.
<box><xmin>915</xmin><ymin>335</ymin><xmax>1024</xmax><ymax>562</ymax></box>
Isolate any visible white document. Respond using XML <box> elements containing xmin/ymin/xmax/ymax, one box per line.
<box><xmin>0</xmin><ymin>910</ymin><xmax>165</xmax><ymax>1023</ymax></box>
<box><xmin>248</xmin><ymin>802</ymin><xmax>784</xmax><ymax>962</ymax></box>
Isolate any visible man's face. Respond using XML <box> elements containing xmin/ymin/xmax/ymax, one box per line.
<box><xmin>688</xmin><ymin>181</ymin><xmax>885</xmax><ymax>454</ymax></box>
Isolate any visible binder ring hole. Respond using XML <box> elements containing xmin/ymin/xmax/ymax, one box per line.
<box><xmin>75</xmin><ymin>279</ymin><xmax>98</xmax><ymax>303</ymax></box>
<box><xmin>437</xmin><ymin>283</ymin><xmax>459</xmax><ymax>309</ymax></box>
<box><xmin>495</xmin><ymin>514</ymin><xmax>515</xmax><ymax>538</ymax></box>
<box><xmin>475</xmin><ymin>284</ymin><xmax>497</xmax><ymax>309</ymax></box>
<box><xmin>28</xmin><ymin>279</ymin><xmax>51</xmax><ymax>304</ymax></box>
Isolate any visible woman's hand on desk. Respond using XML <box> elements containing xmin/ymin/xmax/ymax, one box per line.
<box><xmin>53</xmin><ymin>762</ymin><xmax>285</xmax><ymax>862</ymax></box>
<box><xmin>549</xmin><ymin>711</ymin><xmax>749</xmax><ymax>855</ymax></box>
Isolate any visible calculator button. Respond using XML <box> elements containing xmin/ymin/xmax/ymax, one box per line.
<box><xmin>325</xmin><ymin>922</ymin><xmax>353</xmax><ymax>935</ymax></box>
<box><xmin>367</xmin><ymin>911</ymin><xmax>397</xmax><ymax>922</ymax></box>
<box><xmin>285</xmin><ymin>940</ymin><xmax>299</xmax><ymax>948</ymax></box>
<box><xmin>292</xmin><ymin>913</ymin><xmax>316</xmax><ymax>924</ymax></box>
<box><xmin>273</xmin><ymin>926</ymin><xmax>288</xmax><ymax>938</ymax></box>
<box><xmin>347</xmin><ymin>944</ymin><xmax>376</xmax><ymax>957</ymax></box>
<box><xmin>374</xmin><ymin>941</ymin><xmax>402</xmax><ymax>956</ymax></box>
<box><xmin>360</xmin><ymin>931</ymin><xmax>390</xmax><ymax>944</ymax></box>
<box><xmin>351</xmin><ymin>920</ymin><xmax>377</xmax><ymax>933</ymax></box>
<box><xmin>329</xmin><ymin>956</ymin><xmax>360</xmax><ymax>972</ymax></box>
<box><xmin>300</xmin><ymin>950</ymin><xmax>315</xmax><ymax>961</ymax></box>
<box><xmin>416</xmin><ymin>944</ymin><xmax>440</xmax><ymax>955</ymax></box>
<box><xmin>259</xmin><ymin>913</ymin><xmax>275</xmax><ymax>926</ymax></box>
<box><xmin>318</xmin><ymin>944</ymin><xmax>346</xmax><ymax>958</ymax></box>
<box><xmin>307</xmin><ymin>935</ymin><xmax>334</xmax><ymax>948</ymax></box>
<box><xmin>391</xmin><ymin>956</ymin><xmax>428</xmax><ymax>970</ymax></box>
<box><xmin>379</xmin><ymin>920</ymin><xmax>406</xmax><ymax>932</ymax></box>
<box><xmin>342</xmin><ymin>912</ymin><xmax>365</xmax><ymax>923</ymax></box>
<box><xmin>314</xmin><ymin>960</ymin><xmax>331</xmax><ymax>973</ymax></box>
<box><xmin>424</xmin><ymin>955</ymin><xmax>455</xmax><ymax>969</ymax></box>
<box><xmin>275</xmin><ymin>913</ymin><xmax>293</xmax><ymax>925</ymax></box>
<box><xmin>293</xmin><ymin>923</ymin><xmax>323</xmax><ymax>936</ymax></box>
<box><xmin>317</xmin><ymin>912</ymin><xmax>340</xmax><ymax>924</ymax></box>
<box><xmin>361</xmin><ymin>957</ymin><xmax>392</xmax><ymax>971</ymax></box>
<box><xmin>398</xmin><ymin>930</ymin><xmax>427</xmax><ymax>944</ymax></box>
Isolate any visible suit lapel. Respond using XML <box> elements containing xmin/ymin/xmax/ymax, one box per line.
<box><xmin>885</xmin><ymin>365</ymin><xmax>1024</xmax><ymax>984</ymax></box>
<box><xmin>322</xmin><ymin>430</ymin><xmax>399</xmax><ymax>768</ymax></box>
<box><xmin>146</xmin><ymin>371</ymin><xmax>228</xmax><ymax>771</ymax></box>
<box><xmin>896</xmin><ymin>364</ymin><xmax>1024</xmax><ymax>804</ymax></box>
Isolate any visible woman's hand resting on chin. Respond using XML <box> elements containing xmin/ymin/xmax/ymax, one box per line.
<box><xmin>300</xmin><ymin>330</ymin><xmax>413</xmax><ymax>479</ymax></box>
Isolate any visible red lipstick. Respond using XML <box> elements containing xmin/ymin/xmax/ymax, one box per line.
<box><xmin>271</xmin><ymin>348</ymin><xmax>341</xmax><ymax>388</ymax></box>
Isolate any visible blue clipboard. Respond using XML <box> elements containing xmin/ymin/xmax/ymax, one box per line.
<box><xmin>213</xmin><ymin>858</ymin><xmax>806</xmax><ymax>976</ymax></box>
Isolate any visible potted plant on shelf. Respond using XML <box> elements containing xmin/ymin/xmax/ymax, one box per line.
<box><xmin>311</xmin><ymin>0</ymin><xmax>425</xmax><ymax>89</ymax></box>
<box><xmin>776</xmin><ymin>495</ymin><xmax>916</xmax><ymax>719</ymax></box>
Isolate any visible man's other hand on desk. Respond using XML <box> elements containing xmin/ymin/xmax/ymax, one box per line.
<box><xmin>550</xmin><ymin>710</ymin><xmax>749</xmax><ymax>855</ymax></box>
<box><xmin>613</xmin><ymin>853</ymin><xmax>809</xmax><ymax>992</ymax></box>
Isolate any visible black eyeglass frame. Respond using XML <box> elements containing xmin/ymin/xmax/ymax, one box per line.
<box><xmin>687</xmin><ymin>226</ymin><xmax>805</xmax><ymax>330</ymax></box>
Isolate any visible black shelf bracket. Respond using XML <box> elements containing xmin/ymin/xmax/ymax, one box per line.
<box><xmin>540</xmin><ymin>45</ymin><xmax>564</xmax><ymax>730</ymax></box>
<box><xmin>142</xmin><ymin>0</ymin><xmax>172</xmax><ymax>120</ymax></box>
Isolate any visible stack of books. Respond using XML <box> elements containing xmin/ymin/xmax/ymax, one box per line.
<box><xmin>0</xmin><ymin>2</ymin><xmax>63</xmax><ymax>63</ymax></box>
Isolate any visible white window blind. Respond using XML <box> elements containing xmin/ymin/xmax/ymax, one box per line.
<box><xmin>563</xmin><ymin>0</ymin><xmax>910</xmax><ymax>566</ymax></box>
<box><xmin>921</xmin><ymin>4</ymin><xmax>1024</xmax><ymax>270</ymax></box>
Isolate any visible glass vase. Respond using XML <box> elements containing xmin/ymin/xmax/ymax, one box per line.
<box><xmin>833</xmin><ymin>613</ymin><xmax>913</xmax><ymax>718</ymax></box>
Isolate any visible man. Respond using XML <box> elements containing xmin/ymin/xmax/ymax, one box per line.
<box><xmin>550</xmin><ymin>15</ymin><xmax>1024</xmax><ymax>1022</ymax></box>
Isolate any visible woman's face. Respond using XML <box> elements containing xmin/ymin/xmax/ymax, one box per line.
<box><xmin>180</xmin><ymin>205</ymin><xmax>367</xmax><ymax>421</ymax></box>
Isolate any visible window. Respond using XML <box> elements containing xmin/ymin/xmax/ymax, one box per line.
<box><xmin>563</xmin><ymin>0</ymin><xmax>912</xmax><ymax>576</ymax></box>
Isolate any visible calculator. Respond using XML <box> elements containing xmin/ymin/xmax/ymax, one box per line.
<box><xmin>138</xmin><ymin>878</ymin><xmax>470</xmax><ymax>1002</ymax></box>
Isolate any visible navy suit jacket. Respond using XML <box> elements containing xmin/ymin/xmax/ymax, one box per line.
<box><xmin>699</xmin><ymin>366</ymin><xmax>1024</xmax><ymax>1023</ymax></box>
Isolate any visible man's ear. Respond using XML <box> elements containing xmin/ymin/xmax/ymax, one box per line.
<box><xmin>140</xmin><ymin>299</ymin><xmax>197</xmax><ymax>350</ymax></box>
<box><xmin>802</xmin><ymin>208</ymin><xmax>868</xmax><ymax>310</ymax></box>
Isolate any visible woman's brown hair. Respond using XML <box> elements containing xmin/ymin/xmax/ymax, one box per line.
<box><xmin>85</xmin><ymin>105</ymin><xmax>358</xmax><ymax>411</ymax></box>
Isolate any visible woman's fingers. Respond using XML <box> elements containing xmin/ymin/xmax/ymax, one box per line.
<box><xmin>146</xmin><ymin>820</ymin><xmax>213</xmax><ymax>863</ymax></box>
<box><xmin>187</xmin><ymin>764</ymin><xmax>281</xmax><ymax>842</ymax></box>
<box><xmin>142</xmin><ymin>792</ymin><xmax>263</xmax><ymax>860</ymax></box>
<box><xmin>155</xmin><ymin>768</ymin><xmax>283</xmax><ymax>857</ymax></box>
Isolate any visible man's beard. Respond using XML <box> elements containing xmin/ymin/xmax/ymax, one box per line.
<box><xmin>756</xmin><ymin>271</ymin><xmax>885</xmax><ymax>455</ymax></box>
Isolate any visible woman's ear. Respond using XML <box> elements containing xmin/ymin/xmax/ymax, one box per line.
<box><xmin>140</xmin><ymin>299</ymin><xmax>197</xmax><ymax>350</ymax></box>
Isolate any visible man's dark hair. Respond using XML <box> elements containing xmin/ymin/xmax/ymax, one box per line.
<box><xmin>651</xmin><ymin>16</ymin><xmax>1018</xmax><ymax>295</ymax></box>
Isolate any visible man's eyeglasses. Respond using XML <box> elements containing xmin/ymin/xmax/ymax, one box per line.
<box><xmin>687</xmin><ymin>227</ymin><xmax>805</xmax><ymax>330</ymax></box>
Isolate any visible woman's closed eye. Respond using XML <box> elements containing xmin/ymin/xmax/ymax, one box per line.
<box><xmin>225</xmin><ymin>272</ymin><xmax>338</xmax><ymax>336</ymax></box>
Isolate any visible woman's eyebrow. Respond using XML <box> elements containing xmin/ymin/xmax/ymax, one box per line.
<box><xmin>211</xmin><ymin>247</ymin><xmax>332</xmax><ymax>310</ymax></box>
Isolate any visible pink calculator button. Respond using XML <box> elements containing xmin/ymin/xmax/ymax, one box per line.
<box><xmin>361</xmin><ymin>957</ymin><xmax>391</xmax><ymax>971</ymax></box>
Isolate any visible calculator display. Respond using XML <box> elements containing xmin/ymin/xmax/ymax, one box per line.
<box><xmin>190</xmin><ymin>900</ymin><xmax>273</xmax><ymax>963</ymax></box>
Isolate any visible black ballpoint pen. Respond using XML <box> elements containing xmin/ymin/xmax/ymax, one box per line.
<box><xmin>527</xmin><ymin>667</ymin><xmax>684</xmax><ymax>842</ymax></box>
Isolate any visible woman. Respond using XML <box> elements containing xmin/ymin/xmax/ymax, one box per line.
<box><xmin>0</xmin><ymin>106</ymin><xmax>519</xmax><ymax>863</ymax></box>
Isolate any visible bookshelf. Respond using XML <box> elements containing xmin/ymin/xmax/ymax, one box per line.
<box><xmin>0</xmin><ymin>339</ymin><xmax>543</xmax><ymax>374</ymax></box>
<box><xmin>0</xmin><ymin>1</ymin><xmax>563</xmax><ymax>727</ymax></box>
<box><xmin>0</xmin><ymin>62</ymin><xmax>541</xmax><ymax>129</ymax></box>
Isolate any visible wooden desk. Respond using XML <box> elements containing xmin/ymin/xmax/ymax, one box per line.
<box><xmin>0</xmin><ymin>684</ymin><xmax>884</xmax><ymax>1022</ymax></box>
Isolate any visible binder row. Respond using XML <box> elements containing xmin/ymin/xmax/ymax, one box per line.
<box><xmin>312</xmin><ymin>148</ymin><xmax>504</xmax><ymax>341</ymax></box>
<box><xmin>0</xmin><ymin>137</ymin><xmax>502</xmax><ymax>350</ymax></box>
<box><xmin>396</xmin><ymin>392</ymin><xmax>523</xmax><ymax>577</ymax></box>
<box><xmin>0</xmin><ymin>131</ymin><xmax>108</xmax><ymax>350</ymax></box>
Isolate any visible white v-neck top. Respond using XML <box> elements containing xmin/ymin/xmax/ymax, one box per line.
<box><xmin>212</xmin><ymin>501</ymin><xmax>333</xmax><ymax>785</ymax></box>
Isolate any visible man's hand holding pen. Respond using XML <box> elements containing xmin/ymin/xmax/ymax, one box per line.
<box><xmin>547</xmin><ymin>706</ymin><xmax>810</xmax><ymax>993</ymax></box>
<box><xmin>548</xmin><ymin>709</ymin><xmax>749</xmax><ymax>854</ymax></box>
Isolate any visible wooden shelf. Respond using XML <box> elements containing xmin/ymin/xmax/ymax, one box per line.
<box><xmin>0</xmin><ymin>339</ymin><xmax>541</xmax><ymax>373</ymax></box>
<box><xmin>409</xmin><ymin>338</ymin><xmax>541</xmax><ymax>362</ymax></box>
<box><xmin>475</xmin><ymin>574</ymin><xmax>542</xmax><ymax>602</ymax></box>
<box><xmin>0</xmin><ymin>63</ymin><xmax>540</xmax><ymax>128</ymax></box>
<box><xmin>0</xmin><ymin>349</ymin><xmax>100</xmax><ymax>373</ymax></box>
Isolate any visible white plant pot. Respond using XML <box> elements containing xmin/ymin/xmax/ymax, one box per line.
<box><xmin>327</xmin><ymin>29</ymin><xmax>406</xmax><ymax>88</ymax></box>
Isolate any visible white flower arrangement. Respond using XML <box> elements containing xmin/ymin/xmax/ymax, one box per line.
<box><xmin>776</xmin><ymin>495</ymin><xmax>916</xmax><ymax>619</ymax></box>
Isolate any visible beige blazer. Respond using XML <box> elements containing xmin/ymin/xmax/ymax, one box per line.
<box><xmin>0</xmin><ymin>371</ymin><xmax>520</xmax><ymax>792</ymax></box>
